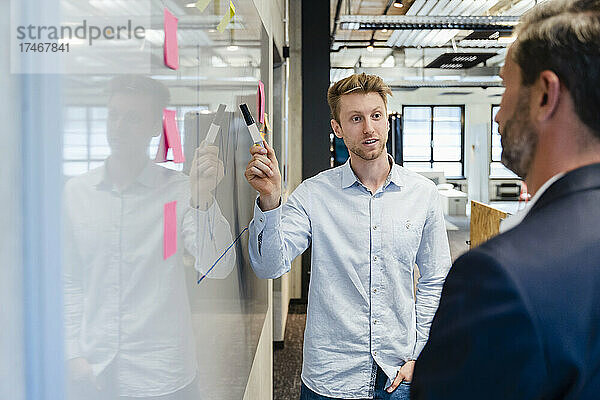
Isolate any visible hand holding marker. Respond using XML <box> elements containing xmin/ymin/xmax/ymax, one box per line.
<box><xmin>205</xmin><ymin>104</ymin><xmax>227</xmax><ymax>144</ymax></box>
<box><xmin>190</xmin><ymin>104</ymin><xmax>227</xmax><ymax>209</ymax></box>
<box><xmin>241</xmin><ymin>103</ymin><xmax>281</xmax><ymax>211</ymax></box>
<box><xmin>239</xmin><ymin>103</ymin><xmax>264</xmax><ymax>148</ymax></box>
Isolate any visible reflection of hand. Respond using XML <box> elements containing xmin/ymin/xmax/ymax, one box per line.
<box><xmin>69</xmin><ymin>357</ymin><xmax>100</xmax><ymax>389</ymax></box>
<box><xmin>190</xmin><ymin>141</ymin><xmax>225</xmax><ymax>209</ymax></box>
<box><xmin>386</xmin><ymin>360</ymin><xmax>415</xmax><ymax>393</ymax></box>
<box><xmin>244</xmin><ymin>141</ymin><xmax>281</xmax><ymax>211</ymax></box>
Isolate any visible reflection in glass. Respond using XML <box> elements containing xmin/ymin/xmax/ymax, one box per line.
<box><xmin>62</xmin><ymin>76</ymin><xmax>235</xmax><ymax>399</ymax></box>
<box><xmin>58</xmin><ymin>2</ymin><xmax>270</xmax><ymax>398</ymax></box>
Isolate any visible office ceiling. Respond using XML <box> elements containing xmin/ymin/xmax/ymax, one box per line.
<box><xmin>330</xmin><ymin>0</ymin><xmax>546</xmax><ymax>86</ymax></box>
<box><xmin>60</xmin><ymin>0</ymin><xmax>264</xmax><ymax>96</ymax></box>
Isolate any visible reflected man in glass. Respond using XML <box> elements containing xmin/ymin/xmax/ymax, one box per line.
<box><xmin>63</xmin><ymin>75</ymin><xmax>234</xmax><ymax>399</ymax></box>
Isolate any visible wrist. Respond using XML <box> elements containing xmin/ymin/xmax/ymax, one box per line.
<box><xmin>259</xmin><ymin>194</ymin><xmax>281</xmax><ymax>211</ymax></box>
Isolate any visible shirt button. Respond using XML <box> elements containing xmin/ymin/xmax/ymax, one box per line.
<box><xmin>373</xmin><ymin>288</ymin><xmax>377</xmax><ymax>293</ymax></box>
<box><xmin>406</xmin><ymin>222</ymin><xmax>411</xmax><ymax>229</ymax></box>
<box><xmin>259</xmin><ymin>218</ymin><xmax>264</xmax><ymax>223</ymax></box>
<box><xmin>373</xmin><ymin>225</ymin><xmax>378</xmax><ymax>230</ymax></box>
<box><xmin>373</xmin><ymin>255</ymin><xmax>378</xmax><ymax>262</ymax></box>
<box><xmin>373</xmin><ymin>351</ymin><xmax>378</xmax><ymax>356</ymax></box>
<box><xmin>373</xmin><ymin>319</ymin><xmax>378</xmax><ymax>325</ymax></box>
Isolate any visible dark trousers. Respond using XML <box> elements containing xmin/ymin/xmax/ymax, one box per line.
<box><xmin>300</xmin><ymin>365</ymin><xmax>411</xmax><ymax>400</ymax></box>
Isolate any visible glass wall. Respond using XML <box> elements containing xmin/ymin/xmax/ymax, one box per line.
<box><xmin>4</xmin><ymin>1</ymin><xmax>272</xmax><ymax>399</ymax></box>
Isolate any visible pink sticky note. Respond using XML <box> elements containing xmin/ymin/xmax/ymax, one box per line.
<box><xmin>164</xmin><ymin>8</ymin><xmax>179</xmax><ymax>70</ymax></box>
<box><xmin>156</xmin><ymin>109</ymin><xmax>185</xmax><ymax>163</ymax></box>
<box><xmin>154</xmin><ymin>127</ymin><xmax>168</xmax><ymax>162</ymax></box>
<box><xmin>257</xmin><ymin>80</ymin><xmax>265</xmax><ymax>124</ymax></box>
<box><xmin>163</xmin><ymin>201</ymin><xmax>177</xmax><ymax>260</ymax></box>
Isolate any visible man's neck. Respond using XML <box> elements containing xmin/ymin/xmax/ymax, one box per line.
<box><xmin>106</xmin><ymin>154</ymin><xmax>148</xmax><ymax>191</ymax></box>
<box><xmin>349</xmin><ymin>152</ymin><xmax>391</xmax><ymax>193</ymax></box>
<box><xmin>526</xmin><ymin>129</ymin><xmax>600</xmax><ymax>196</ymax></box>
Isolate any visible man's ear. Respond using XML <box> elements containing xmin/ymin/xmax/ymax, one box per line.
<box><xmin>534</xmin><ymin>70</ymin><xmax>561</xmax><ymax>123</ymax></box>
<box><xmin>331</xmin><ymin>119</ymin><xmax>343</xmax><ymax>138</ymax></box>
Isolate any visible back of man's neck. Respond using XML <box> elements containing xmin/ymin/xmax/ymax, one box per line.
<box><xmin>527</xmin><ymin>143</ymin><xmax>600</xmax><ymax>196</ymax></box>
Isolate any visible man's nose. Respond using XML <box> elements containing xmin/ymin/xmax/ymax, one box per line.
<box><xmin>363</xmin><ymin>118</ymin><xmax>374</xmax><ymax>133</ymax></box>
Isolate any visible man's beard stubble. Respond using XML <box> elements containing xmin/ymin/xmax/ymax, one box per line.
<box><xmin>347</xmin><ymin>139</ymin><xmax>386</xmax><ymax>161</ymax></box>
<box><xmin>500</xmin><ymin>91</ymin><xmax>538</xmax><ymax>179</ymax></box>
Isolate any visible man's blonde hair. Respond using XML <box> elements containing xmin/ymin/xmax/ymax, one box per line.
<box><xmin>327</xmin><ymin>73</ymin><xmax>392</xmax><ymax>123</ymax></box>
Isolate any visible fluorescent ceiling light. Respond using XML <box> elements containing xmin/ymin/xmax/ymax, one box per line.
<box><xmin>497</xmin><ymin>35</ymin><xmax>517</xmax><ymax>44</ymax></box>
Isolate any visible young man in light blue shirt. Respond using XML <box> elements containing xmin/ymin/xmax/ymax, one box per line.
<box><xmin>244</xmin><ymin>73</ymin><xmax>451</xmax><ymax>400</ymax></box>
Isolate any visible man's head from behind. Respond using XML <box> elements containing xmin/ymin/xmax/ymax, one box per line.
<box><xmin>106</xmin><ymin>75</ymin><xmax>170</xmax><ymax>158</ymax></box>
<box><xmin>496</xmin><ymin>0</ymin><xmax>600</xmax><ymax>178</ymax></box>
<box><xmin>327</xmin><ymin>73</ymin><xmax>392</xmax><ymax>162</ymax></box>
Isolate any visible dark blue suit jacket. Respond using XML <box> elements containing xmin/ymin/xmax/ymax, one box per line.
<box><xmin>412</xmin><ymin>163</ymin><xmax>600</xmax><ymax>400</ymax></box>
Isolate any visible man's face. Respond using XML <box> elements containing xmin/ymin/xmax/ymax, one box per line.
<box><xmin>495</xmin><ymin>48</ymin><xmax>538</xmax><ymax>179</ymax></box>
<box><xmin>332</xmin><ymin>92</ymin><xmax>389</xmax><ymax>162</ymax></box>
<box><xmin>106</xmin><ymin>93</ymin><xmax>160</xmax><ymax>157</ymax></box>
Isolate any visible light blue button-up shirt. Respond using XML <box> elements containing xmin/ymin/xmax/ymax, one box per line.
<box><xmin>248</xmin><ymin>158</ymin><xmax>451</xmax><ymax>399</ymax></box>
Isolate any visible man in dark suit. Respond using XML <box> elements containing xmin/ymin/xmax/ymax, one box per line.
<box><xmin>411</xmin><ymin>0</ymin><xmax>600</xmax><ymax>399</ymax></box>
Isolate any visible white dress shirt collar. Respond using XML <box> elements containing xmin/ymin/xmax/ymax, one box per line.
<box><xmin>500</xmin><ymin>172</ymin><xmax>565</xmax><ymax>233</ymax></box>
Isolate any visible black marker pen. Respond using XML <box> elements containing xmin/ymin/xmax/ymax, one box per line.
<box><xmin>239</xmin><ymin>103</ymin><xmax>264</xmax><ymax>147</ymax></box>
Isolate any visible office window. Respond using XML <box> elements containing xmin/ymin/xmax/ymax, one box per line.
<box><xmin>490</xmin><ymin>105</ymin><xmax>518</xmax><ymax>178</ymax></box>
<box><xmin>62</xmin><ymin>106</ymin><xmax>202</xmax><ymax>177</ymax></box>
<box><xmin>401</xmin><ymin>105</ymin><xmax>464</xmax><ymax>178</ymax></box>
<box><xmin>63</xmin><ymin>106</ymin><xmax>108</xmax><ymax>177</ymax></box>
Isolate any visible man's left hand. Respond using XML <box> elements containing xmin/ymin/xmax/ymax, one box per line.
<box><xmin>190</xmin><ymin>142</ymin><xmax>225</xmax><ymax>209</ymax></box>
<box><xmin>386</xmin><ymin>360</ymin><xmax>415</xmax><ymax>393</ymax></box>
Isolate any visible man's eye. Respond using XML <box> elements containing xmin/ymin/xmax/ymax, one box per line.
<box><xmin>373</xmin><ymin>113</ymin><xmax>381</xmax><ymax>119</ymax></box>
<box><xmin>352</xmin><ymin>116</ymin><xmax>361</xmax><ymax>122</ymax></box>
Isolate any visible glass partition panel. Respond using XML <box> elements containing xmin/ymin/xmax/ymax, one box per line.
<box><xmin>7</xmin><ymin>1</ymin><xmax>270</xmax><ymax>398</ymax></box>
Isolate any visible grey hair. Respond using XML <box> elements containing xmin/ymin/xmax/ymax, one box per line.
<box><xmin>512</xmin><ymin>0</ymin><xmax>600</xmax><ymax>136</ymax></box>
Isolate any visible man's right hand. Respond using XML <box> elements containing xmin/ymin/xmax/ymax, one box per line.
<box><xmin>244</xmin><ymin>141</ymin><xmax>281</xmax><ymax>211</ymax></box>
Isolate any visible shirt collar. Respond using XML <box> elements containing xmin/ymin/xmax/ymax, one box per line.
<box><xmin>499</xmin><ymin>172</ymin><xmax>565</xmax><ymax>233</ymax></box>
<box><xmin>341</xmin><ymin>154</ymin><xmax>403</xmax><ymax>189</ymax></box>
<box><xmin>527</xmin><ymin>172</ymin><xmax>565</xmax><ymax>209</ymax></box>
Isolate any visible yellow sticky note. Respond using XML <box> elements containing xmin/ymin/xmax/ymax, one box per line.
<box><xmin>195</xmin><ymin>0</ymin><xmax>211</xmax><ymax>12</ymax></box>
<box><xmin>264</xmin><ymin>113</ymin><xmax>272</xmax><ymax>133</ymax></box>
<box><xmin>216</xmin><ymin>1</ymin><xmax>236</xmax><ymax>33</ymax></box>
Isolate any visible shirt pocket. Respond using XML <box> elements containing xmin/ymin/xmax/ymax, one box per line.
<box><xmin>391</xmin><ymin>217</ymin><xmax>422</xmax><ymax>266</ymax></box>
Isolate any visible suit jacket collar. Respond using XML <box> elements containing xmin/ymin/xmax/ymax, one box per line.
<box><xmin>528</xmin><ymin>162</ymin><xmax>600</xmax><ymax>215</ymax></box>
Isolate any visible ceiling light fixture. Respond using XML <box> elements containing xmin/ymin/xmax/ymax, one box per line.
<box><xmin>367</xmin><ymin>40</ymin><xmax>374</xmax><ymax>52</ymax></box>
<box><xmin>393</xmin><ymin>0</ymin><xmax>403</xmax><ymax>8</ymax></box>
<box><xmin>497</xmin><ymin>35</ymin><xmax>517</xmax><ymax>44</ymax></box>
